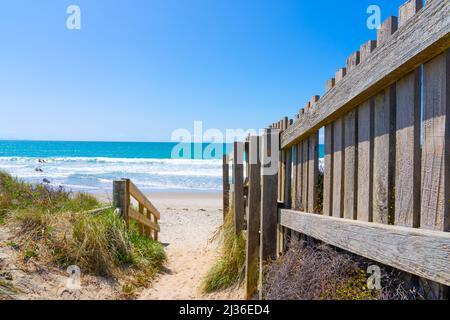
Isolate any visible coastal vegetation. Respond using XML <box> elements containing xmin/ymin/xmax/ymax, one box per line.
<box><xmin>0</xmin><ymin>171</ymin><xmax>166</xmax><ymax>299</ymax></box>
<box><xmin>201</xmin><ymin>210</ymin><xmax>246</xmax><ymax>293</ymax></box>
<box><xmin>263</xmin><ymin>238</ymin><xmax>422</xmax><ymax>300</ymax></box>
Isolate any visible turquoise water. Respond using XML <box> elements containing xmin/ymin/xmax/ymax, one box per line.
<box><xmin>0</xmin><ymin>140</ymin><xmax>324</xmax><ymax>192</ymax></box>
<box><xmin>0</xmin><ymin>140</ymin><xmax>229</xmax><ymax>159</ymax></box>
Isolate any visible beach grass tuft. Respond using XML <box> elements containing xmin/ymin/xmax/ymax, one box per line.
<box><xmin>0</xmin><ymin>171</ymin><xmax>166</xmax><ymax>297</ymax></box>
<box><xmin>201</xmin><ymin>209</ymin><xmax>246</xmax><ymax>293</ymax></box>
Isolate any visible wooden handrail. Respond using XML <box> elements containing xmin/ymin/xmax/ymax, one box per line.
<box><xmin>128</xmin><ymin>180</ymin><xmax>161</xmax><ymax>219</ymax></box>
<box><xmin>113</xmin><ymin>179</ymin><xmax>160</xmax><ymax>241</ymax></box>
<box><xmin>129</xmin><ymin>208</ymin><xmax>160</xmax><ymax>232</ymax></box>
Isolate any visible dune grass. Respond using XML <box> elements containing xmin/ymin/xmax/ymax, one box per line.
<box><xmin>0</xmin><ymin>171</ymin><xmax>166</xmax><ymax>297</ymax></box>
<box><xmin>201</xmin><ymin>210</ymin><xmax>246</xmax><ymax>293</ymax></box>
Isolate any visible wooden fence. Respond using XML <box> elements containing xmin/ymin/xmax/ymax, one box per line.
<box><xmin>224</xmin><ymin>0</ymin><xmax>450</xmax><ymax>300</ymax></box>
<box><xmin>113</xmin><ymin>179</ymin><xmax>161</xmax><ymax>241</ymax></box>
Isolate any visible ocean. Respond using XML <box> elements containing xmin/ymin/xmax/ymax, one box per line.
<box><xmin>0</xmin><ymin>140</ymin><xmax>325</xmax><ymax>193</ymax></box>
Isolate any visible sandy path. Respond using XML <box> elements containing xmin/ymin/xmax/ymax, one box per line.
<box><xmin>137</xmin><ymin>193</ymin><xmax>242</xmax><ymax>300</ymax></box>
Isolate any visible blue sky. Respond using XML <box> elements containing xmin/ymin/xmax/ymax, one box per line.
<box><xmin>0</xmin><ymin>0</ymin><xmax>407</xmax><ymax>142</ymax></box>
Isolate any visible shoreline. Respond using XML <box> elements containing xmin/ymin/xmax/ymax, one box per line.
<box><xmin>93</xmin><ymin>190</ymin><xmax>222</xmax><ymax>211</ymax></box>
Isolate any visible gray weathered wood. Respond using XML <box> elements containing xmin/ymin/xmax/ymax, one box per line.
<box><xmin>326</xmin><ymin>78</ymin><xmax>335</xmax><ymax>92</ymax></box>
<box><xmin>260</xmin><ymin>129</ymin><xmax>280</xmax><ymax>299</ymax></box>
<box><xmin>421</xmin><ymin>49</ymin><xmax>450</xmax><ymax>232</ymax></box>
<box><xmin>359</xmin><ymin>40</ymin><xmax>377</xmax><ymax>63</ymax></box>
<box><xmin>308</xmin><ymin>132</ymin><xmax>319</xmax><ymax>213</ymax></box>
<box><xmin>399</xmin><ymin>0</ymin><xmax>423</xmax><ymax>28</ymax></box>
<box><xmin>245</xmin><ymin>135</ymin><xmax>261</xmax><ymax>299</ymax></box>
<box><xmin>232</xmin><ymin>141</ymin><xmax>245</xmax><ymax>234</ymax></box>
<box><xmin>346</xmin><ymin>51</ymin><xmax>360</xmax><ymax>72</ymax></box>
<box><xmin>357</xmin><ymin>100</ymin><xmax>374</xmax><ymax>222</ymax></box>
<box><xmin>279</xmin><ymin>209</ymin><xmax>450</xmax><ymax>286</ymax></box>
<box><xmin>310</xmin><ymin>95</ymin><xmax>320</xmax><ymax>106</ymax></box>
<box><xmin>260</xmin><ymin>129</ymin><xmax>280</xmax><ymax>262</ymax></box>
<box><xmin>344</xmin><ymin>110</ymin><xmax>357</xmax><ymax>220</ymax></box>
<box><xmin>323</xmin><ymin>124</ymin><xmax>333</xmax><ymax>216</ymax></box>
<box><xmin>292</xmin><ymin>144</ymin><xmax>298</xmax><ymax>209</ymax></box>
<box><xmin>281</xmin><ymin>0</ymin><xmax>449</xmax><ymax>148</ymax></box>
<box><xmin>113</xmin><ymin>179</ymin><xmax>130</xmax><ymax>225</ymax></box>
<box><xmin>301</xmin><ymin>139</ymin><xmax>309</xmax><ymax>211</ymax></box>
<box><xmin>335</xmin><ymin>68</ymin><xmax>347</xmax><ymax>83</ymax></box>
<box><xmin>395</xmin><ymin>68</ymin><xmax>421</xmax><ymax>227</ymax></box>
<box><xmin>223</xmin><ymin>154</ymin><xmax>230</xmax><ymax>220</ymax></box>
<box><xmin>284</xmin><ymin>146</ymin><xmax>292</xmax><ymax>209</ymax></box>
<box><xmin>332</xmin><ymin>117</ymin><xmax>344</xmax><ymax>218</ymax></box>
<box><xmin>373</xmin><ymin>86</ymin><xmax>396</xmax><ymax>224</ymax></box>
<box><xmin>377</xmin><ymin>16</ymin><xmax>398</xmax><ymax>47</ymax></box>
<box><xmin>295</xmin><ymin>143</ymin><xmax>303</xmax><ymax>210</ymax></box>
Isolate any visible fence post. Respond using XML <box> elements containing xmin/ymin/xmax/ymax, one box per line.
<box><xmin>245</xmin><ymin>135</ymin><xmax>261</xmax><ymax>299</ymax></box>
<box><xmin>222</xmin><ymin>154</ymin><xmax>230</xmax><ymax>220</ymax></box>
<box><xmin>232</xmin><ymin>141</ymin><xmax>245</xmax><ymax>234</ymax></box>
<box><xmin>259</xmin><ymin>128</ymin><xmax>279</xmax><ymax>299</ymax></box>
<box><xmin>113</xmin><ymin>179</ymin><xmax>130</xmax><ymax>226</ymax></box>
<box><xmin>282</xmin><ymin>118</ymin><xmax>292</xmax><ymax>253</ymax></box>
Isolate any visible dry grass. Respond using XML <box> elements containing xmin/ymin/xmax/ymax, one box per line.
<box><xmin>0</xmin><ymin>171</ymin><xmax>166</xmax><ymax>298</ymax></box>
<box><xmin>263</xmin><ymin>238</ymin><xmax>423</xmax><ymax>300</ymax></box>
<box><xmin>201</xmin><ymin>210</ymin><xmax>246</xmax><ymax>293</ymax></box>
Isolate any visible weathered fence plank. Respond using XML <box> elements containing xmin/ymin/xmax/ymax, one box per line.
<box><xmin>373</xmin><ymin>85</ymin><xmax>396</xmax><ymax>224</ymax></box>
<box><xmin>295</xmin><ymin>143</ymin><xmax>303</xmax><ymax>210</ymax></box>
<box><xmin>260</xmin><ymin>129</ymin><xmax>279</xmax><ymax>298</ymax></box>
<box><xmin>395</xmin><ymin>68</ymin><xmax>421</xmax><ymax>227</ymax></box>
<box><xmin>279</xmin><ymin>209</ymin><xmax>450</xmax><ymax>286</ymax></box>
<box><xmin>421</xmin><ymin>49</ymin><xmax>449</xmax><ymax>232</ymax></box>
<box><xmin>245</xmin><ymin>136</ymin><xmax>261</xmax><ymax>299</ymax></box>
<box><xmin>292</xmin><ymin>144</ymin><xmax>298</xmax><ymax>209</ymax></box>
<box><xmin>332</xmin><ymin>118</ymin><xmax>344</xmax><ymax>218</ymax></box>
<box><xmin>399</xmin><ymin>0</ymin><xmax>423</xmax><ymax>28</ymax></box>
<box><xmin>357</xmin><ymin>100</ymin><xmax>374</xmax><ymax>222</ymax></box>
<box><xmin>301</xmin><ymin>139</ymin><xmax>309</xmax><ymax>211</ymax></box>
<box><xmin>308</xmin><ymin>132</ymin><xmax>319</xmax><ymax>213</ymax></box>
<box><xmin>377</xmin><ymin>16</ymin><xmax>398</xmax><ymax>47</ymax></box>
<box><xmin>323</xmin><ymin>124</ymin><xmax>333</xmax><ymax>216</ymax></box>
<box><xmin>281</xmin><ymin>0</ymin><xmax>449</xmax><ymax>148</ymax></box>
<box><xmin>344</xmin><ymin>110</ymin><xmax>357</xmax><ymax>220</ymax></box>
<box><xmin>232</xmin><ymin>141</ymin><xmax>245</xmax><ymax>234</ymax></box>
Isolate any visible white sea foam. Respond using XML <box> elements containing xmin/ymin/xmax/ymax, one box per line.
<box><xmin>0</xmin><ymin>156</ymin><xmax>326</xmax><ymax>192</ymax></box>
<box><xmin>0</xmin><ymin>156</ymin><xmax>223</xmax><ymax>192</ymax></box>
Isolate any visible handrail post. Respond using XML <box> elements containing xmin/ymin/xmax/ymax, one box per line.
<box><xmin>113</xmin><ymin>179</ymin><xmax>130</xmax><ymax>227</ymax></box>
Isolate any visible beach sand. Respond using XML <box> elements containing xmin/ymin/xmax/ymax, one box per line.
<box><xmin>97</xmin><ymin>191</ymin><xmax>243</xmax><ymax>300</ymax></box>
